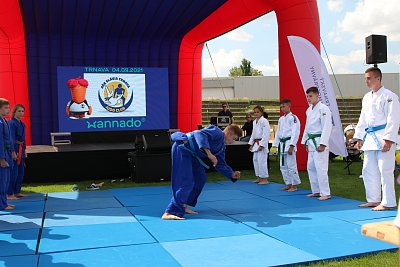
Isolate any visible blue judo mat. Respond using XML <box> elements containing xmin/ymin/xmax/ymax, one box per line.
<box><xmin>0</xmin><ymin>181</ymin><xmax>397</xmax><ymax>267</ymax></box>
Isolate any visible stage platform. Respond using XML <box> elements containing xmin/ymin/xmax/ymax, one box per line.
<box><xmin>24</xmin><ymin>141</ymin><xmax>253</xmax><ymax>182</ymax></box>
<box><xmin>0</xmin><ymin>181</ymin><xmax>397</xmax><ymax>267</ymax></box>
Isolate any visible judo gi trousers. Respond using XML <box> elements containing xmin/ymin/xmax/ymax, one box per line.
<box><xmin>307</xmin><ymin>149</ymin><xmax>330</xmax><ymax>196</ymax></box>
<box><xmin>280</xmin><ymin>152</ymin><xmax>301</xmax><ymax>186</ymax></box>
<box><xmin>253</xmin><ymin>150</ymin><xmax>269</xmax><ymax>178</ymax></box>
<box><xmin>362</xmin><ymin>147</ymin><xmax>397</xmax><ymax>207</ymax></box>
<box><xmin>8</xmin><ymin>158</ymin><xmax>24</xmax><ymax>195</ymax></box>
<box><xmin>166</xmin><ymin>142</ymin><xmax>207</xmax><ymax>217</ymax></box>
<box><xmin>0</xmin><ymin>152</ymin><xmax>12</xmax><ymax>210</ymax></box>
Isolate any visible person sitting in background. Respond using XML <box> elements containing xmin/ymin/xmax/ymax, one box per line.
<box><xmin>218</xmin><ymin>103</ymin><xmax>234</xmax><ymax>124</ymax></box>
<box><xmin>240</xmin><ymin>113</ymin><xmax>253</xmax><ymax>142</ymax></box>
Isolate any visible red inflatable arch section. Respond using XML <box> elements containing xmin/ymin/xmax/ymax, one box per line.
<box><xmin>177</xmin><ymin>0</ymin><xmax>320</xmax><ymax>169</ymax></box>
<box><xmin>0</xmin><ymin>0</ymin><xmax>31</xmax><ymax>144</ymax></box>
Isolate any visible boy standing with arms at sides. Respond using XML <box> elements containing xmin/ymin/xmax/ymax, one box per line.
<box><xmin>272</xmin><ymin>99</ymin><xmax>301</xmax><ymax>192</ymax></box>
<box><xmin>354</xmin><ymin>67</ymin><xmax>400</xmax><ymax>211</ymax></box>
<box><xmin>0</xmin><ymin>98</ymin><xmax>16</xmax><ymax>210</ymax></box>
<box><xmin>301</xmin><ymin>87</ymin><xmax>333</xmax><ymax>201</ymax></box>
<box><xmin>8</xmin><ymin>104</ymin><xmax>27</xmax><ymax>199</ymax></box>
<box><xmin>249</xmin><ymin>106</ymin><xmax>270</xmax><ymax>185</ymax></box>
<box><xmin>162</xmin><ymin>124</ymin><xmax>242</xmax><ymax>220</ymax></box>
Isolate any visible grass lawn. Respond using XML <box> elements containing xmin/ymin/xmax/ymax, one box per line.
<box><xmin>21</xmin><ymin>157</ymin><xmax>400</xmax><ymax>266</ymax></box>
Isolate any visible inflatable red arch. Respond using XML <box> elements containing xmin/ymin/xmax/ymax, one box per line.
<box><xmin>0</xmin><ymin>0</ymin><xmax>319</xmax><ymax>169</ymax></box>
<box><xmin>178</xmin><ymin>0</ymin><xmax>320</xmax><ymax>169</ymax></box>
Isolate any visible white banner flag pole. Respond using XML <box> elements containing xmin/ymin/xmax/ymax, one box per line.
<box><xmin>288</xmin><ymin>36</ymin><xmax>348</xmax><ymax>157</ymax></box>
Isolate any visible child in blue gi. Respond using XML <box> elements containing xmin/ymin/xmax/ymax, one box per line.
<box><xmin>8</xmin><ymin>104</ymin><xmax>27</xmax><ymax>200</ymax></box>
<box><xmin>162</xmin><ymin>124</ymin><xmax>242</xmax><ymax>220</ymax></box>
<box><xmin>0</xmin><ymin>98</ymin><xmax>16</xmax><ymax>210</ymax></box>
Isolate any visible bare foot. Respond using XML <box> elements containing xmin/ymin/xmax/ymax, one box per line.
<box><xmin>15</xmin><ymin>193</ymin><xmax>27</xmax><ymax>197</ymax></box>
<box><xmin>184</xmin><ymin>205</ymin><xmax>199</xmax><ymax>214</ymax></box>
<box><xmin>162</xmin><ymin>212</ymin><xmax>185</xmax><ymax>220</ymax></box>
<box><xmin>7</xmin><ymin>204</ymin><xmax>15</xmax><ymax>207</ymax></box>
<box><xmin>318</xmin><ymin>195</ymin><xmax>331</xmax><ymax>201</ymax></box>
<box><xmin>5</xmin><ymin>205</ymin><xmax>14</xmax><ymax>210</ymax></box>
<box><xmin>258</xmin><ymin>178</ymin><xmax>269</xmax><ymax>185</ymax></box>
<box><xmin>307</xmin><ymin>193</ymin><xmax>320</xmax><ymax>197</ymax></box>
<box><xmin>252</xmin><ymin>178</ymin><xmax>261</xmax><ymax>184</ymax></box>
<box><xmin>371</xmin><ymin>205</ymin><xmax>394</xmax><ymax>211</ymax></box>
<box><xmin>280</xmin><ymin>186</ymin><xmax>290</xmax><ymax>191</ymax></box>
<box><xmin>287</xmin><ymin>186</ymin><xmax>298</xmax><ymax>192</ymax></box>
<box><xmin>359</xmin><ymin>202</ymin><xmax>380</xmax><ymax>208</ymax></box>
<box><xmin>7</xmin><ymin>196</ymin><xmax>18</xmax><ymax>200</ymax></box>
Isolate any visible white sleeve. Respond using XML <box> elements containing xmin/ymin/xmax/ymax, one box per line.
<box><xmin>272</xmin><ymin>118</ymin><xmax>280</xmax><ymax>147</ymax></box>
<box><xmin>354</xmin><ymin>98</ymin><xmax>367</xmax><ymax>140</ymax></box>
<box><xmin>319</xmin><ymin>106</ymin><xmax>332</xmax><ymax>146</ymax></box>
<box><xmin>301</xmin><ymin>110</ymin><xmax>309</xmax><ymax>145</ymax></box>
<box><xmin>248</xmin><ymin>121</ymin><xmax>255</xmax><ymax>145</ymax></box>
<box><xmin>383</xmin><ymin>93</ymin><xmax>400</xmax><ymax>143</ymax></box>
<box><xmin>260</xmin><ymin>119</ymin><xmax>270</xmax><ymax>148</ymax></box>
<box><xmin>289</xmin><ymin>115</ymin><xmax>300</xmax><ymax>146</ymax></box>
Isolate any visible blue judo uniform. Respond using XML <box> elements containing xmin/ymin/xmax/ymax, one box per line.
<box><xmin>166</xmin><ymin>125</ymin><xmax>236</xmax><ymax>217</ymax></box>
<box><xmin>0</xmin><ymin>117</ymin><xmax>14</xmax><ymax>210</ymax></box>
<box><xmin>8</xmin><ymin>118</ymin><xmax>26</xmax><ymax>195</ymax></box>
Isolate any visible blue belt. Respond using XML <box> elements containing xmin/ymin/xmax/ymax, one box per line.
<box><xmin>178</xmin><ymin>133</ymin><xmax>210</xmax><ymax>169</ymax></box>
<box><xmin>362</xmin><ymin>124</ymin><xmax>386</xmax><ymax>150</ymax></box>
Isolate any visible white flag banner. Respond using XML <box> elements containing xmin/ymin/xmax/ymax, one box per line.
<box><xmin>288</xmin><ymin>35</ymin><xmax>347</xmax><ymax>157</ymax></box>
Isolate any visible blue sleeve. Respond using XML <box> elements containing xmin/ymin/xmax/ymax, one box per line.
<box><xmin>193</xmin><ymin>126</ymin><xmax>222</xmax><ymax>150</ymax></box>
<box><xmin>9</xmin><ymin>121</ymin><xmax>17</xmax><ymax>144</ymax></box>
<box><xmin>193</xmin><ymin>130</ymin><xmax>211</xmax><ymax>150</ymax></box>
<box><xmin>215</xmin><ymin>149</ymin><xmax>236</xmax><ymax>182</ymax></box>
<box><xmin>171</xmin><ymin>132</ymin><xmax>188</xmax><ymax>142</ymax></box>
<box><xmin>0</xmin><ymin>122</ymin><xmax>5</xmax><ymax>159</ymax></box>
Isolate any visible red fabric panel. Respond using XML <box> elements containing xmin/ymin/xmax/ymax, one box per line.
<box><xmin>178</xmin><ymin>0</ymin><xmax>320</xmax><ymax>170</ymax></box>
<box><xmin>0</xmin><ymin>0</ymin><xmax>31</xmax><ymax>144</ymax></box>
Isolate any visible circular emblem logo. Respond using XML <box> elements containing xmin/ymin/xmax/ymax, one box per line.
<box><xmin>98</xmin><ymin>77</ymin><xmax>134</xmax><ymax>113</ymax></box>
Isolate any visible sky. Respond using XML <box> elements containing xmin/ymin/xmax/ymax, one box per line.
<box><xmin>202</xmin><ymin>0</ymin><xmax>400</xmax><ymax>77</ymax></box>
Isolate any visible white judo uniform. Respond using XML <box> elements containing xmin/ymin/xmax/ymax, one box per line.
<box><xmin>354</xmin><ymin>86</ymin><xmax>400</xmax><ymax>208</ymax></box>
<box><xmin>249</xmin><ymin>117</ymin><xmax>270</xmax><ymax>178</ymax></box>
<box><xmin>301</xmin><ymin>102</ymin><xmax>333</xmax><ymax>197</ymax></box>
<box><xmin>272</xmin><ymin>112</ymin><xmax>301</xmax><ymax>186</ymax></box>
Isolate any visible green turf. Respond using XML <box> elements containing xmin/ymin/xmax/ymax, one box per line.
<box><xmin>20</xmin><ymin>157</ymin><xmax>400</xmax><ymax>266</ymax></box>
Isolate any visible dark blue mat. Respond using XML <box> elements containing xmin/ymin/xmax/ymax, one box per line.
<box><xmin>0</xmin><ymin>212</ymin><xmax>42</xmax><ymax>232</ymax></box>
<box><xmin>264</xmin><ymin>194</ymin><xmax>363</xmax><ymax>208</ymax></box>
<box><xmin>44</xmin><ymin>207</ymin><xmax>137</xmax><ymax>227</ymax></box>
<box><xmin>204</xmin><ymin>197</ymin><xmax>290</xmax><ymax>215</ymax></box>
<box><xmin>162</xmin><ymin>233</ymin><xmax>321</xmax><ymax>267</ymax></box>
<box><xmin>0</xmin><ymin>254</ymin><xmax>38</xmax><ymax>267</ymax></box>
<box><xmin>39</xmin><ymin>222</ymin><xmax>156</xmax><ymax>254</ymax></box>
<box><xmin>197</xmin><ymin>189</ymin><xmax>259</xmax><ymax>202</ymax></box>
<box><xmin>0</xmin><ymin>201</ymin><xmax>45</xmax><ymax>215</ymax></box>
<box><xmin>113</xmin><ymin>193</ymin><xmax>172</xmax><ymax>207</ymax></box>
<box><xmin>0</xmin><ymin>228</ymin><xmax>39</xmax><ymax>257</ymax></box>
<box><xmin>7</xmin><ymin>194</ymin><xmax>46</xmax><ymax>202</ymax></box>
<box><xmin>127</xmin><ymin>202</ymin><xmax>222</xmax><ymax>222</ymax></box>
<box><xmin>230</xmin><ymin>210</ymin><xmax>344</xmax><ymax>232</ymax></box>
<box><xmin>45</xmin><ymin>197</ymin><xmax>122</xmax><ymax>212</ymax></box>
<box><xmin>110</xmin><ymin>186</ymin><xmax>171</xmax><ymax>197</ymax></box>
<box><xmin>38</xmin><ymin>243</ymin><xmax>180</xmax><ymax>267</ymax></box>
<box><xmin>140</xmin><ymin>214</ymin><xmax>258</xmax><ymax>242</ymax></box>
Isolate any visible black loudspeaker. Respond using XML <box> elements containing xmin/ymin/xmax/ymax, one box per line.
<box><xmin>365</xmin><ymin>35</ymin><xmax>387</xmax><ymax>64</ymax></box>
<box><xmin>128</xmin><ymin>151</ymin><xmax>171</xmax><ymax>182</ymax></box>
<box><xmin>142</xmin><ymin>132</ymin><xmax>171</xmax><ymax>152</ymax></box>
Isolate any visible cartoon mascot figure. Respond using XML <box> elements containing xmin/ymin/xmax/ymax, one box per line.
<box><xmin>66</xmin><ymin>77</ymin><xmax>92</xmax><ymax>119</ymax></box>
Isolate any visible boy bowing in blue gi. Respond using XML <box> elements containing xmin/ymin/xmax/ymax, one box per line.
<box><xmin>162</xmin><ymin>124</ymin><xmax>242</xmax><ymax>220</ymax></box>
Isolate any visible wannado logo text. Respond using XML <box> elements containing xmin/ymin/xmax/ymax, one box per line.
<box><xmin>98</xmin><ymin>77</ymin><xmax>134</xmax><ymax>113</ymax></box>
